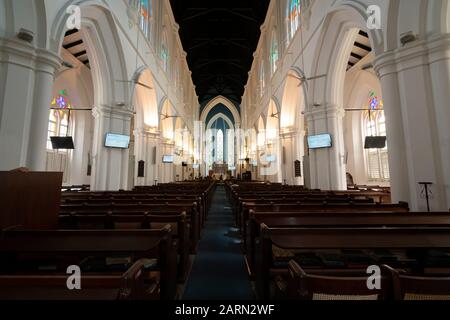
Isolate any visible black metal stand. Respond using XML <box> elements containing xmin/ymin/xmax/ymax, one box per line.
<box><xmin>419</xmin><ymin>182</ymin><xmax>433</xmax><ymax>212</ymax></box>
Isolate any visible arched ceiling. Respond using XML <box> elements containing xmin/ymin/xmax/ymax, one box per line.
<box><xmin>169</xmin><ymin>0</ymin><xmax>270</xmax><ymax>104</ymax></box>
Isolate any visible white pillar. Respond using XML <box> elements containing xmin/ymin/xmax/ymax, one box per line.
<box><xmin>374</xmin><ymin>35</ymin><xmax>450</xmax><ymax>210</ymax></box>
<box><xmin>69</xmin><ymin>111</ymin><xmax>93</xmax><ymax>185</ymax></box>
<box><xmin>305</xmin><ymin>105</ymin><xmax>346</xmax><ymax>190</ymax></box>
<box><xmin>91</xmin><ymin>105</ymin><xmax>134</xmax><ymax>191</ymax></box>
<box><xmin>0</xmin><ymin>39</ymin><xmax>61</xmax><ymax>170</ymax></box>
<box><xmin>374</xmin><ymin>53</ymin><xmax>410</xmax><ymax>205</ymax></box>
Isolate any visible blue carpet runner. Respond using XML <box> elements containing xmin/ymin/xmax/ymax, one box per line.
<box><xmin>182</xmin><ymin>185</ymin><xmax>255</xmax><ymax>300</ymax></box>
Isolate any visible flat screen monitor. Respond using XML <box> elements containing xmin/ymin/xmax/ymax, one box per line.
<box><xmin>50</xmin><ymin>137</ymin><xmax>75</xmax><ymax>150</ymax></box>
<box><xmin>105</xmin><ymin>133</ymin><xmax>130</xmax><ymax>149</ymax></box>
<box><xmin>228</xmin><ymin>166</ymin><xmax>236</xmax><ymax>171</ymax></box>
<box><xmin>192</xmin><ymin>164</ymin><xmax>200</xmax><ymax>169</ymax></box>
<box><xmin>265</xmin><ymin>155</ymin><xmax>277</xmax><ymax>163</ymax></box>
<box><xmin>307</xmin><ymin>134</ymin><xmax>332</xmax><ymax>149</ymax></box>
<box><xmin>163</xmin><ymin>155</ymin><xmax>174</xmax><ymax>163</ymax></box>
<box><xmin>365</xmin><ymin>136</ymin><xmax>387</xmax><ymax>149</ymax></box>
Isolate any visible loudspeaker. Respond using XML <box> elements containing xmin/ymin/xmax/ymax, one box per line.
<box><xmin>282</xmin><ymin>146</ymin><xmax>287</xmax><ymax>165</ymax></box>
<box><xmin>152</xmin><ymin>146</ymin><xmax>157</xmax><ymax>165</ymax></box>
<box><xmin>294</xmin><ymin>160</ymin><xmax>302</xmax><ymax>177</ymax></box>
<box><xmin>138</xmin><ymin>160</ymin><xmax>145</xmax><ymax>178</ymax></box>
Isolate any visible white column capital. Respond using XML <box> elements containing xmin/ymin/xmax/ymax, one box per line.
<box><xmin>92</xmin><ymin>105</ymin><xmax>134</xmax><ymax>120</ymax></box>
<box><xmin>0</xmin><ymin>37</ymin><xmax>62</xmax><ymax>75</ymax></box>
<box><xmin>304</xmin><ymin>104</ymin><xmax>345</xmax><ymax>121</ymax></box>
<box><xmin>374</xmin><ymin>34</ymin><xmax>450</xmax><ymax>78</ymax></box>
<box><xmin>280</xmin><ymin>126</ymin><xmax>297</xmax><ymax>138</ymax></box>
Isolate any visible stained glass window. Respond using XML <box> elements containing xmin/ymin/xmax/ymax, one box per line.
<box><xmin>51</xmin><ymin>90</ymin><xmax>72</xmax><ymax>110</ymax></box>
<box><xmin>287</xmin><ymin>0</ymin><xmax>301</xmax><ymax>42</ymax></box>
<box><xmin>216</xmin><ymin>130</ymin><xmax>224</xmax><ymax>163</ymax></box>
<box><xmin>47</xmin><ymin>90</ymin><xmax>72</xmax><ymax>151</ymax></box>
<box><xmin>162</xmin><ymin>39</ymin><xmax>169</xmax><ymax>72</ymax></box>
<box><xmin>259</xmin><ymin>62</ymin><xmax>265</xmax><ymax>96</ymax></box>
<box><xmin>129</xmin><ymin>0</ymin><xmax>152</xmax><ymax>37</ymax></box>
<box><xmin>139</xmin><ymin>0</ymin><xmax>151</xmax><ymax>37</ymax></box>
<box><xmin>364</xmin><ymin>91</ymin><xmax>389</xmax><ymax>181</ymax></box>
<box><xmin>368</xmin><ymin>90</ymin><xmax>383</xmax><ymax>110</ymax></box>
<box><xmin>270</xmin><ymin>31</ymin><xmax>279</xmax><ymax>75</ymax></box>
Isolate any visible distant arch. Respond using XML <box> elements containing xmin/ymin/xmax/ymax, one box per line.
<box><xmin>200</xmin><ymin>96</ymin><xmax>241</xmax><ymax>126</ymax></box>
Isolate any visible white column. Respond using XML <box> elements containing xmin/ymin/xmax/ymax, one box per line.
<box><xmin>91</xmin><ymin>105</ymin><xmax>134</xmax><ymax>191</ymax></box>
<box><xmin>0</xmin><ymin>39</ymin><xmax>61</xmax><ymax>170</ymax></box>
<box><xmin>69</xmin><ymin>110</ymin><xmax>93</xmax><ymax>185</ymax></box>
<box><xmin>374</xmin><ymin>35</ymin><xmax>450</xmax><ymax>210</ymax></box>
<box><xmin>428</xmin><ymin>36</ymin><xmax>450</xmax><ymax>210</ymax></box>
<box><xmin>374</xmin><ymin>53</ymin><xmax>410</xmax><ymax>205</ymax></box>
<box><xmin>305</xmin><ymin>105</ymin><xmax>346</xmax><ymax>190</ymax></box>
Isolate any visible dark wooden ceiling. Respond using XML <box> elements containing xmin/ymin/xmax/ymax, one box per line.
<box><xmin>170</xmin><ymin>0</ymin><xmax>270</xmax><ymax>105</ymax></box>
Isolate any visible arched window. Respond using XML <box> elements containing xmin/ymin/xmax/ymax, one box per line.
<box><xmin>286</xmin><ymin>0</ymin><xmax>301</xmax><ymax>42</ymax></box>
<box><xmin>48</xmin><ymin>90</ymin><xmax>72</xmax><ymax>150</ymax></box>
<box><xmin>270</xmin><ymin>31</ymin><xmax>279</xmax><ymax>75</ymax></box>
<box><xmin>259</xmin><ymin>62</ymin><xmax>265</xmax><ymax>96</ymax></box>
<box><xmin>129</xmin><ymin>0</ymin><xmax>152</xmax><ymax>38</ymax></box>
<box><xmin>227</xmin><ymin>129</ymin><xmax>235</xmax><ymax>166</ymax></box>
<box><xmin>47</xmin><ymin>111</ymin><xmax>70</xmax><ymax>151</ymax></box>
<box><xmin>364</xmin><ymin>92</ymin><xmax>389</xmax><ymax>181</ymax></box>
<box><xmin>206</xmin><ymin>130</ymin><xmax>214</xmax><ymax>167</ymax></box>
<box><xmin>216</xmin><ymin>130</ymin><xmax>224</xmax><ymax>163</ymax></box>
<box><xmin>161</xmin><ymin>33</ymin><xmax>169</xmax><ymax>72</ymax></box>
<box><xmin>140</xmin><ymin>0</ymin><xmax>152</xmax><ymax>37</ymax></box>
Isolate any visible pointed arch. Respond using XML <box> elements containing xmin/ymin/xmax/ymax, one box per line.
<box><xmin>200</xmin><ymin>95</ymin><xmax>241</xmax><ymax>126</ymax></box>
<box><xmin>131</xmin><ymin>68</ymin><xmax>159</xmax><ymax>128</ymax></box>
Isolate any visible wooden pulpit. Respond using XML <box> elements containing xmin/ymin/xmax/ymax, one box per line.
<box><xmin>0</xmin><ymin>171</ymin><xmax>62</xmax><ymax>230</ymax></box>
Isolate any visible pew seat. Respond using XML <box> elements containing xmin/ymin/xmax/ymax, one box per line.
<box><xmin>286</xmin><ymin>260</ymin><xmax>391</xmax><ymax>300</ymax></box>
<box><xmin>0</xmin><ymin>259</ymin><xmax>160</xmax><ymax>300</ymax></box>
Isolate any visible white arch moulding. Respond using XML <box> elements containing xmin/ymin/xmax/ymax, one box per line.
<box><xmin>200</xmin><ymin>95</ymin><xmax>241</xmax><ymax>127</ymax></box>
<box><xmin>206</xmin><ymin>113</ymin><xmax>235</xmax><ymax>131</ymax></box>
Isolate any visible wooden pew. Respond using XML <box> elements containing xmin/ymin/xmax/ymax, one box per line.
<box><xmin>58</xmin><ymin>212</ymin><xmax>190</xmax><ymax>282</ymax></box>
<box><xmin>61</xmin><ymin>195</ymin><xmax>207</xmax><ymax>226</ymax></box>
<box><xmin>235</xmin><ymin>197</ymin><xmax>375</xmax><ymax>227</ymax></box>
<box><xmin>384</xmin><ymin>264</ymin><xmax>450</xmax><ymax>300</ymax></box>
<box><xmin>0</xmin><ymin>259</ymin><xmax>159</xmax><ymax>300</ymax></box>
<box><xmin>255</xmin><ymin>225</ymin><xmax>450</xmax><ymax>299</ymax></box>
<box><xmin>285</xmin><ymin>260</ymin><xmax>392</xmax><ymax>300</ymax></box>
<box><xmin>59</xmin><ymin>203</ymin><xmax>201</xmax><ymax>252</ymax></box>
<box><xmin>239</xmin><ymin>202</ymin><xmax>409</xmax><ymax>234</ymax></box>
<box><xmin>0</xmin><ymin>227</ymin><xmax>178</xmax><ymax>300</ymax></box>
<box><xmin>246</xmin><ymin>211</ymin><xmax>450</xmax><ymax>276</ymax></box>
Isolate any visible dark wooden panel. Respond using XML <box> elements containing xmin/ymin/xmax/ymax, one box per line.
<box><xmin>0</xmin><ymin>171</ymin><xmax>62</xmax><ymax>230</ymax></box>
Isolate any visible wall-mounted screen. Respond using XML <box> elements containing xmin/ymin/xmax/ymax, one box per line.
<box><xmin>192</xmin><ymin>164</ymin><xmax>200</xmax><ymax>169</ymax></box>
<box><xmin>162</xmin><ymin>155</ymin><xmax>174</xmax><ymax>163</ymax></box>
<box><xmin>51</xmin><ymin>137</ymin><xmax>75</xmax><ymax>150</ymax></box>
<box><xmin>364</xmin><ymin>136</ymin><xmax>387</xmax><ymax>149</ymax></box>
<box><xmin>228</xmin><ymin>166</ymin><xmax>236</xmax><ymax>171</ymax></box>
<box><xmin>307</xmin><ymin>134</ymin><xmax>332</xmax><ymax>149</ymax></box>
<box><xmin>105</xmin><ymin>133</ymin><xmax>130</xmax><ymax>149</ymax></box>
<box><xmin>265</xmin><ymin>155</ymin><xmax>277</xmax><ymax>163</ymax></box>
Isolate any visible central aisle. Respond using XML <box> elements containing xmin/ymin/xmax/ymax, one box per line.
<box><xmin>183</xmin><ymin>185</ymin><xmax>255</xmax><ymax>300</ymax></box>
